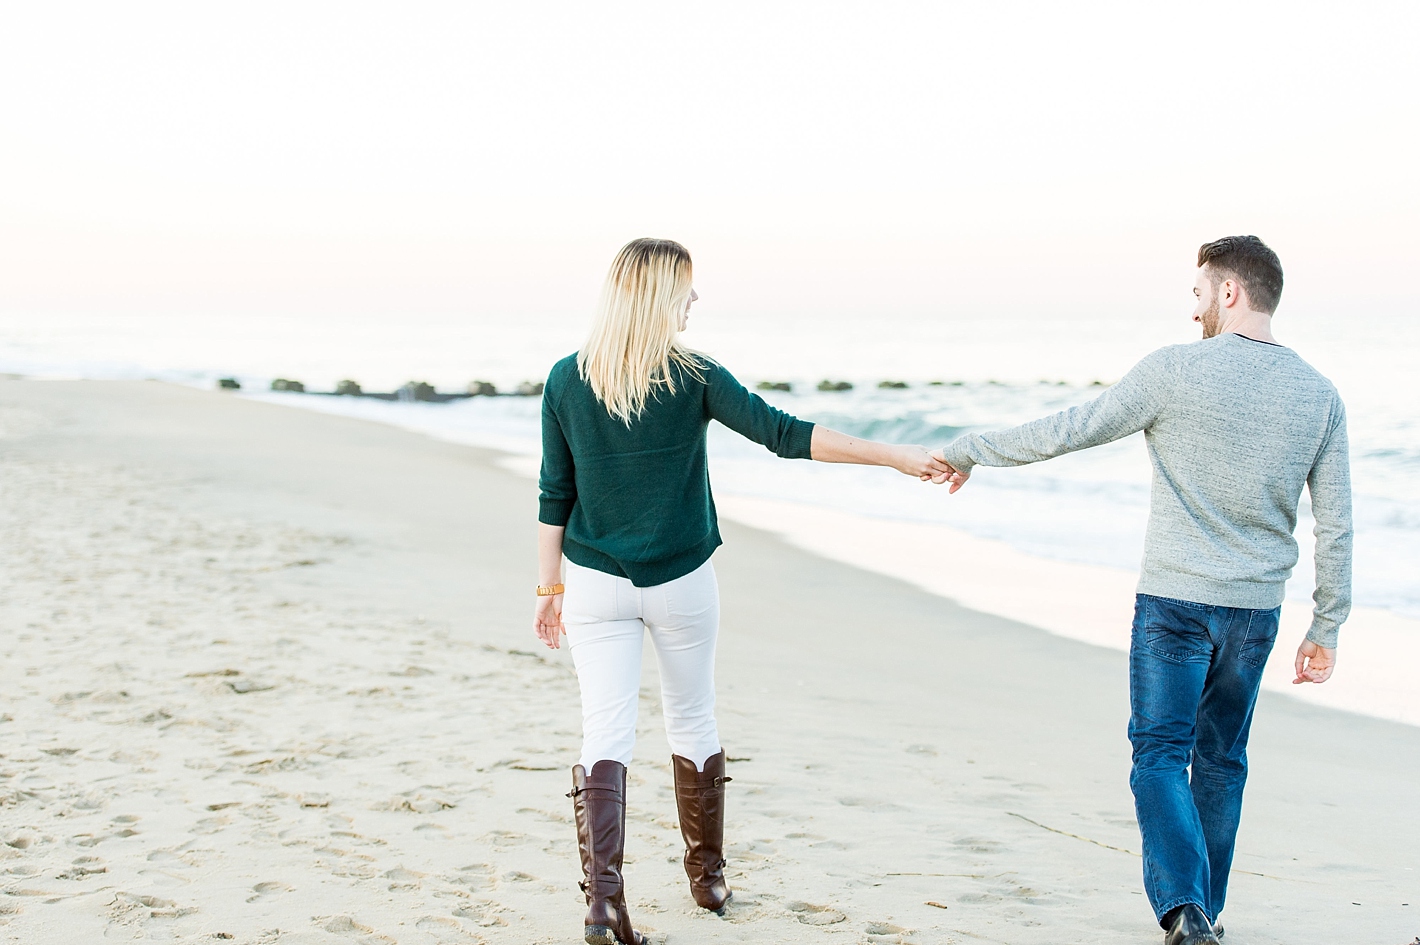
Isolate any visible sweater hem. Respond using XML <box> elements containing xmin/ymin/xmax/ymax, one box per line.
<box><xmin>1135</xmin><ymin>571</ymin><xmax>1286</xmax><ymax>611</ymax></box>
<box><xmin>564</xmin><ymin>532</ymin><xmax>722</xmax><ymax>588</ymax></box>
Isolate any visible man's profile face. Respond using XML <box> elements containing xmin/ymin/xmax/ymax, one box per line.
<box><xmin>1192</xmin><ymin>267</ymin><xmax>1222</xmax><ymax>339</ymax></box>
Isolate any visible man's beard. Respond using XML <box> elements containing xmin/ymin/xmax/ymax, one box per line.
<box><xmin>1199</xmin><ymin>296</ymin><xmax>1221</xmax><ymax>338</ymax></box>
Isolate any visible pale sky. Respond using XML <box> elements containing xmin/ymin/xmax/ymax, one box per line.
<box><xmin>1</xmin><ymin>1</ymin><xmax>1416</xmax><ymax>321</ymax></box>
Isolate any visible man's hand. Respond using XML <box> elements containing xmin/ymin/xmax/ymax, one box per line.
<box><xmin>534</xmin><ymin>594</ymin><xmax>565</xmax><ymax>650</ymax></box>
<box><xmin>929</xmin><ymin>449</ymin><xmax>971</xmax><ymax>493</ymax></box>
<box><xmin>1293</xmin><ymin>639</ymin><xmax>1336</xmax><ymax>684</ymax></box>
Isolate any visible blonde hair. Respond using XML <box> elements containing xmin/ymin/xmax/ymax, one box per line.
<box><xmin>578</xmin><ymin>238</ymin><xmax>703</xmax><ymax>425</ymax></box>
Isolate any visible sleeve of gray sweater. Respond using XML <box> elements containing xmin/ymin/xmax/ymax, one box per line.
<box><xmin>1305</xmin><ymin>403</ymin><xmax>1353</xmax><ymax>647</ymax></box>
<box><xmin>937</xmin><ymin>348</ymin><xmax>1174</xmax><ymax>472</ymax></box>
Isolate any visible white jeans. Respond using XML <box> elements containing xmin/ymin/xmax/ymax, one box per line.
<box><xmin>562</xmin><ymin>558</ymin><xmax>721</xmax><ymax>771</ymax></box>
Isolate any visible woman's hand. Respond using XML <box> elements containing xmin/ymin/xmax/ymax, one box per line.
<box><xmin>535</xmin><ymin>593</ymin><xmax>565</xmax><ymax>649</ymax></box>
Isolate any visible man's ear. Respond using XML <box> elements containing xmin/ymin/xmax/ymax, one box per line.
<box><xmin>1220</xmin><ymin>278</ymin><xmax>1242</xmax><ymax>309</ymax></box>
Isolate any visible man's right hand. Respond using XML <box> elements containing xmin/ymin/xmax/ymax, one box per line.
<box><xmin>1293</xmin><ymin>639</ymin><xmax>1336</xmax><ymax>684</ymax></box>
<box><xmin>929</xmin><ymin>449</ymin><xmax>971</xmax><ymax>493</ymax></box>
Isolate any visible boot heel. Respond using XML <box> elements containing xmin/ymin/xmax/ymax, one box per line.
<box><xmin>584</xmin><ymin>925</ymin><xmax>617</xmax><ymax>945</ymax></box>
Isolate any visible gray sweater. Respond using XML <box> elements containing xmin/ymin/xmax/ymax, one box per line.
<box><xmin>938</xmin><ymin>333</ymin><xmax>1352</xmax><ymax>647</ymax></box>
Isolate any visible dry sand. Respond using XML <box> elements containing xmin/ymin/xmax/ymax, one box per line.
<box><xmin>1</xmin><ymin>379</ymin><xmax>1417</xmax><ymax>945</ymax></box>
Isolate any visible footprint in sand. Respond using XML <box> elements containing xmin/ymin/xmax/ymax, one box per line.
<box><xmin>450</xmin><ymin>863</ymin><xmax>495</xmax><ymax>891</ymax></box>
<box><xmin>384</xmin><ymin>867</ymin><xmax>424</xmax><ymax>890</ymax></box>
<box><xmin>495</xmin><ymin>870</ymin><xmax>536</xmax><ymax>886</ymax></box>
<box><xmin>415</xmin><ymin>915</ymin><xmax>487</xmax><ymax>942</ymax></box>
<box><xmin>865</xmin><ymin>920</ymin><xmax>916</xmax><ymax>942</ymax></box>
<box><xmin>320</xmin><ymin>914</ymin><xmax>396</xmax><ymax>943</ymax></box>
<box><xmin>479</xmin><ymin>829</ymin><xmax>527</xmax><ymax>851</ymax></box>
<box><xmin>453</xmin><ymin>901</ymin><xmax>508</xmax><ymax>927</ymax></box>
<box><xmin>953</xmin><ymin>836</ymin><xmax>1004</xmax><ymax>855</ymax></box>
<box><xmin>786</xmin><ymin>901</ymin><xmax>847</xmax><ymax>925</ymax></box>
<box><xmin>246</xmin><ymin>880</ymin><xmax>292</xmax><ymax>903</ymax></box>
<box><xmin>56</xmin><ymin>855</ymin><xmax>107</xmax><ymax>880</ymax></box>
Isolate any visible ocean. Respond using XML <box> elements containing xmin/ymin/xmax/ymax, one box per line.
<box><xmin>2</xmin><ymin>309</ymin><xmax>1416</xmax><ymax>622</ymax></box>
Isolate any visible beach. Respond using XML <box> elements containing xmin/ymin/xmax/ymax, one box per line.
<box><xmin>2</xmin><ymin>379</ymin><xmax>1417</xmax><ymax>945</ymax></box>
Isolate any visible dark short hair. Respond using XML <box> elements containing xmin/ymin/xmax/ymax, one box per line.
<box><xmin>1197</xmin><ymin>235</ymin><xmax>1284</xmax><ymax>314</ymax></box>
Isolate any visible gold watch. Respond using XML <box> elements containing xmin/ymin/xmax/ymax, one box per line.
<box><xmin>536</xmin><ymin>584</ymin><xmax>565</xmax><ymax>597</ymax></box>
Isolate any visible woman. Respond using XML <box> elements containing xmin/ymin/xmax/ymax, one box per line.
<box><xmin>535</xmin><ymin>238</ymin><xmax>947</xmax><ymax>945</ymax></box>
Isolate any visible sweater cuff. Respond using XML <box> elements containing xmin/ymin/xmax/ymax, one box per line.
<box><xmin>780</xmin><ymin>419</ymin><xmax>816</xmax><ymax>460</ymax></box>
<box><xmin>938</xmin><ymin>439</ymin><xmax>977</xmax><ymax>473</ymax></box>
<box><xmin>538</xmin><ymin>497</ymin><xmax>574</xmax><ymax>527</ymax></box>
<box><xmin>1305</xmin><ymin>621</ymin><xmax>1339</xmax><ymax>649</ymax></box>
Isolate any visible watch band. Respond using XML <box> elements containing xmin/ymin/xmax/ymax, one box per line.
<box><xmin>536</xmin><ymin>583</ymin><xmax>565</xmax><ymax>597</ymax></box>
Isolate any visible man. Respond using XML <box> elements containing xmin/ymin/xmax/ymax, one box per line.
<box><xmin>932</xmin><ymin>236</ymin><xmax>1351</xmax><ymax>945</ymax></box>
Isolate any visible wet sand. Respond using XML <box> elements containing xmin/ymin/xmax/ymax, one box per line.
<box><xmin>1</xmin><ymin>379</ymin><xmax>1416</xmax><ymax>945</ymax></box>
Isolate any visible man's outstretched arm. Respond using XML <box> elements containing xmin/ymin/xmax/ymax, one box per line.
<box><xmin>934</xmin><ymin>347</ymin><xmax>1177</xmax><ymax>481</ymax></box>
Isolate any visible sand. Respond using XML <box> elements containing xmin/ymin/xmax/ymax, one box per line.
<box><xmin>710</xmin><ymin>496</ymin><xmax>1420</xmax><ymax>729</ymax></box>
<box><xmin>1</xmin><ymin>379</ymin><xmax>1417</xmax><ymax>945</ymax></box>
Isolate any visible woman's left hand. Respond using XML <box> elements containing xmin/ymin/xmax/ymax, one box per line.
<box><xmin>535</xmin><ymin>594</ymin><xmax>565</xmax><ymax>649</ymax></box>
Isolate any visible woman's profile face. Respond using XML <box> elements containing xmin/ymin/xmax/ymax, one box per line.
<box><xmin>678</xmin><ymin>287</ymin><xmax>699</xmax><ymax>332</ymax></box>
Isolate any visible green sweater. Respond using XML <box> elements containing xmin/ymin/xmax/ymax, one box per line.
<box><xmin>539</xmin><ymin>353</ymin><xmax>815</xmax><ymax>586</ymax></box>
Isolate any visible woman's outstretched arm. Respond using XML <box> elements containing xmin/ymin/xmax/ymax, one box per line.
<box><xmin>534</xmin><ymin>523</ymin><xmax>566</xmax><ymax>650</ymax></box>
<box><xmin>811</xmin><ymin>426</ymin><xmax>954</xmax><ymax>481</ymax></box>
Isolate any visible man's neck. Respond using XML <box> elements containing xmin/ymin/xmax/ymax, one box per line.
<box><xmin>1218</xmin><ymin>309</ymin><xmax>1277</xmax><ymax>345</ymax></box>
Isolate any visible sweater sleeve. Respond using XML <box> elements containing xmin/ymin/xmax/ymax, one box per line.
<box><xmin>704</xmin><ymin>361</ymin><xmax>815</xmax><ymax>459</ymax></box>
<box><xmin>538</xmin><ymin>373</ymin><xmax>577</xmax><ymax>527</ymax></box>
<box><xmin>938</xmin><ymin>347</ymin><xmax>1176</xmax><ymax>472</ymax></box>
<box><xmin>1304</xmin><ymin>397</ymin><xmax>1353</xmax><ymax>648</ymax></box>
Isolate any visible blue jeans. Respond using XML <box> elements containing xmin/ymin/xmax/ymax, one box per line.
<box><xmin>1128</xmin><ymin>593</ymin><xmax>1280</xmax><ymax>926</ymax></box>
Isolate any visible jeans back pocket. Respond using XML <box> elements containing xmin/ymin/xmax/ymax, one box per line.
<box><xmin>1138</xmin><ymin>595</ymin><xmax>1213</xmax><ymax>664</ymax></box>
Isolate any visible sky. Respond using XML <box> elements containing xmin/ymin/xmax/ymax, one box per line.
<box><xmin>1</xmin><ymin>1</ymin><xmax>1416</xmax><ymax>323</ymax></box>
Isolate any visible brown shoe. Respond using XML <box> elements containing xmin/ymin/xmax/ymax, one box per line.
<box><xmin>569</xmin><ymin>762</ymin><xmax>644</xmax><ymax>945</ymax></box>
<box><xmin>672</xmin><ymin>750</ymin><xmax>733</xmax><ymax>913</ymax></box>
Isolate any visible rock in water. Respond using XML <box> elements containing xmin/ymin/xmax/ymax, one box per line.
<box><xmin>515</xmin><ymin>381</ymin><xmax>544</xmax><ymax>396</ymax></box>
<box><xmin>271</xmin><ymin>379</ymin><xmax>305</xmax><ymax>393</ymax></box>
<box><xmin>757</xmin><ymin>381</ymin><xmax>793</xmax><ymax>392</ymax></box>
<box><xmin>335</xmin><ymin>379</ymin><xmax>362</xmax><ymax>396</ymax></box>
<box><xmin>399</xmin><ymin>381</ymin><xmax>437</xmax><ymax>402</ymax></box>
<box><xmin>877</xmin><ymin>380</ymin><xmax>908</xmax><ymax>389</ymax></box>
<box><xmin>217</xmin><ymin>378</ymin><xmax>241</xmax><ymax>390</ymax></box>
<box><xmin>466</xmin><ymin>380</ymin><xmax>498</xmax><ymax>396</ymax></box>
<box><xmin>816</xmin><ymin>379</ymin><xmax>853</xmax><ymax>392</ymax></box>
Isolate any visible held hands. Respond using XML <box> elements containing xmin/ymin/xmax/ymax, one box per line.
<box><xmin>926</xmin><ymin>448</ymin><xmax>970</xmax><ymax>493</ymax></box>
<box><xmin>1293</xmin><ymin>639</ymin><xmax>1336</xmax><ymax>684</ymax></box>
<box><xmin>890</xmin><ymin>445</ymin><xmax>956</xmax><ymax>482</ymax></box>
<box><xmin>534</xmin><ymin>593</ymin><xmax>565</xmax><ymax>650</ymax></box>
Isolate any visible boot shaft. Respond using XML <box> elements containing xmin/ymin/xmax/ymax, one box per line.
<box><xmin>672</xmin><ymin>750</ymin><xmax>732</xmax><ymax>912</ymax></box>
<box><xmin>569</xmin><ymin>761</ymin><xmax>641</xmax><ymax>944</ymax></box>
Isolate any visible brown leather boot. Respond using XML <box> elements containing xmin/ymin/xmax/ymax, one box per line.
<box><xmin>672</xmin><ymin>750</ymin><xmax>733</xmax><ymax>912</ymax></box>
<box><xmin>568</xmin><ymin>762</ymin><xmax>643</xmax><ymax>945</ymax></box>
